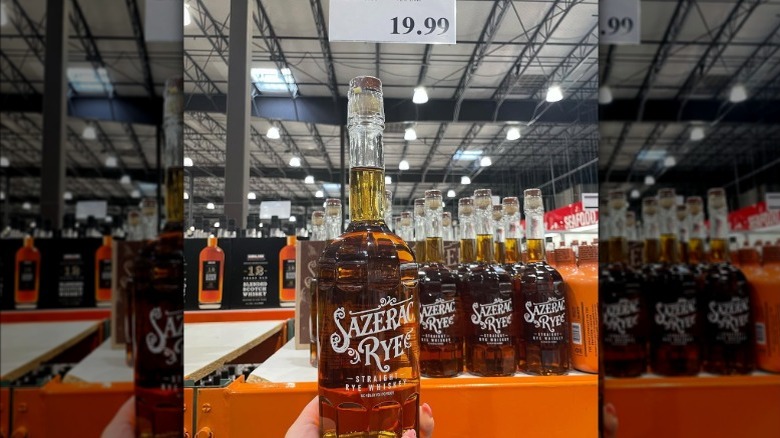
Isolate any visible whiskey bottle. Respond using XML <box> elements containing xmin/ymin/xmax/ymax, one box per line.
<box><xmin>686</xmin><ymin>197</ymin><xmax>706</xmax><ymax>266</ymax></box>
<box><xmin>518</xmin><ymin>188</ymin><xmax>568</xmax><ymax>375</ymax></box>
<box><xmin>309</xmin><ymin>211</ymin><xmax>326</xmax><ymax>367</ymax></box>
<box><xmin>398</xmin><ymin>211</ymin><xmax>414</xmax><ymax>243</ymax></box>
<box><xmin>492</xmin><ymin>205</ymin><xmax>506</xmax><ymax>265</ymax></box>
<box><xmin>626</xmin><ymin>211</ymin><xmax>643</xmax><ymax>268</ymax></box>
<box><xmin>642</xmin><ymin>197</ymin><xmax>661</xmax><ymax>267</ymax></box>
<box><xmin>15</xmin><ymin>235</ymin><xmax>40</xmax><ymax>309</ymax></box>
<box><xmin>601</xmin><ymin>190</ymin><xmax>646</xmax><ymax>377</ymax></box>
<box><xmin>461</xmin><ymin>189</ymin><xmax>516</xmax><ymax>376</ymax></box>
<box><xmin>700</xmin><ymin>188</ymin><xmax>753</xmax><ymax>374</ymax></box>
<box><xmin>648</xmin><ymin>189</ymin><xmax>700</xmax><ymax>376</ymax></box>
<box><xmin>419</xmin><ymin>190</ymin><xmax>462</xmax><ymax>377</ymax></box>
<box><xmin>95</xmin><ymin>234</ymin><xmax>113</xmax><ymax>307</ymax></box>
<box><xmin>198</xmin><ymin>235</ymin><xmax>224</xmax><ymax>309</ymax></box>
<box><xmin>677</xmin><ymin>205</ymin><xmax>689</xmax><ymax>264</ymax></box>
<box><xmin>442</xmin><ymin>211</ymin><xmax>454</xmax><ymax>242</ymax></box>
<box><xmin>279</xmin><ymin>235</ymin><xmax>297</xmax><ymax>307</ymax></box>
<box><xmin>413</xmin><ymin>198</ymin><xmax>426</xmax><ymax>261</ymax></box>
<box><xmin>133</xmin><ymin>77</ymin><xmax>183</xmax><ymax>437</ymax></box>
<box><xmin>384</xmin><ymin>190</ymin><xmax>393</xmax><ymax>232</ymax></box>
<box><xmin>454</xmin><ymin>197</ymin><xmax>476</xmax><ymax>279</ymax></box>
<box><xmin>316</xmin><ymin>76</ymin><xmax>420</xmax><ymax>437</ymax></box>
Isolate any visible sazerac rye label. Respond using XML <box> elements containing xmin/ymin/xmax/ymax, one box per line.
<box><xmin>317</xmin><ymin>76</ymin><xmax>420</xmax><ymax>438</ymax></box>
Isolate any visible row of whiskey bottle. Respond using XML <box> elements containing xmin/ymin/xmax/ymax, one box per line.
<box><xmin>602</xmin><ymin>187</ymin><xmax>778</xmax><ymax>377</ymax></box>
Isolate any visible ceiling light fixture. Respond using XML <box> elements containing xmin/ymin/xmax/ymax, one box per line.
<box><xmin>247</xmin><ymin>192</ymin><xmax>257</xmax><ymax>200</ymax></box>
<box><xmin>404</xmin><ymin>127</ymin><xmax>417</xmax><ymax>141</ymax></box>
<box><xmin>214</xmin><ymin>221</ymin><xmax>220</xmax><ymax>228</ymax></box>
<box><xmin>546</xmin><ymin>84</ymin><xmax>563</xmax><ymax>103</ymax></box>
<box><xmin>506</xmin><ymin>127</ymin><xmax>520</xmax><ymax>141</ymax></box>
<box><xmin>399</xmin><ymin>160</ymin><xmax>410</xmax><ymax>171</ymax></box>
<box><xmin>82</xmin><ymin>123</ymin><xmax>97</xmax><ymax>140</ymax></box>
<box><xmin>315</xmin><ymin>190</ymin><xmax>324</xmax><ymax>198</ymax></box>
<box><xmin>385</xmin><ymin>176</ymin><xmax>392</xmax><ymax>184</ymax></box>
<box><xmin>447</xmin><ymin>189</ymin><xmax>456</xmax><ymax>198</ymax></box>
<box><xmin>598</xmin><ymin>85</ymin><xmax>613</xmax><ymax>105</ymax></box>
<box><xmin>663</xmin><ymin>156</ymin><xmax>677</xmax><ymax>168</ymax></box>
<box><xmin>105</xmin><ymin>155</ymin><xmax>118</xmax><ymax>168</ymax></box>
<box><xmin>0</xmin><ymin>156</ymin><xmax>9</xmax><ymax>167</ymax></box>
<box><xmin>0</xmin><ymin>191</ymin><xmax>5</xmax><ymax>201</ymax></box>
<box><xmin>460</xmin><ymin>176</ymin><xmax>471</xmax><ymax>185</ymax></box>
<box><xmin>63</xmin><ymin>191</ymin><xmax>73</xmax><ymax>201</ymax></box>
<box><xmin>183</xmin><ymin>3</ymin><xmax>192</xmax><ymax>26</ymax></box>
<box><xmin>22</xmin><ymin>202</ymin><xmax>31</xmax><ymax>210</ymax></box>
<box><xmin>729</xmin><ymin>83</ymin><xmax>747</xmax><ymax>103</ymax></box>
<box><xmin>644</xmin><ymin>175</ymin><xmax>655</xmax><ymax>186</ymax></box>
<box><xmin>120</xmin><ymin>174</ymin><xmax>132</xmax><ymax>185</ymax></box>
<box><xmin>304</xmin><ymin>175</ymin><xmax>315</xmax><ymax>184</ymax></box>
<box><xmin>690</xmin><ymin>126</ymin><xmax>705</xmax><ymax>141</ymax></box>
<box><xmin>630</xmin><ymin>189</ymin><xmax>641</xmax><ymax>199</ymax></box>
<box><xmin>289</xmin><ymin>216</ymin><xmax>297</xmax><ymax>223</ymax></box>
<box><xmin>0</xmin><ymin>2</ymin><xmax>9</xmax><ymax>27</ymax></box>
<box><xmin>184</xmin><ymin>157</ymin><xmax>193</xmax><ymax>167</ymax></box>
<box><xmin>480</xmin><ymin>156</ymin><xmax>492</xmax><ymax>167</ymax></box>
<box><xmin>266</xmin><ymin>126</ymin><xmax>280</xmax><ymax>139</ymax></box>
<box><xmin>289</xmin><ymin>156</ymin><xmax>301</xmax><ymax>167</ymax></box>
<box><xmin>131</xmin><ymin>189</ymin><xmax>141</xmax><ymax>198</ymax></box>
<box><xmin>184</xmin><ymin>191</ymin><xmax>189</xmax><ymax>200</ymax></box>
<box><xmin>412</xmin><ymin>86</ymin><xmax>429</xmax><ymax>104</ymax></box>
<box><xmin>206</xmin><ymin>202</ymin><xmax>215</xmax><ymax>209</ymax></box>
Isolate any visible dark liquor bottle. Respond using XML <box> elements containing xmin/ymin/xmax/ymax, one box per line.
<box><xmin>518</xmin><ymin>188</ymin><xmax>569</xmax><ymax>375</ymax></box>
<box><xmin>700</xmin><ymin>188</ymin><xmax>754</xmax><ymax>375</ymax></box>
<box><xmin>648</xmin><ymin>189</ymin><xmax>700</xmax><ymax>376</ymax></box>
<box><xmin>133</xmin><ymin>78</ymin><xmax>184</xmax><ymax>437</ymax></box>
<box><xmin>198</xmin><ymin>235</ymin><xmax>224</xmax><ymax>309</ymax></box>
<box><xmin>419</xmin><ymin>190</ymin><xmax>462</xmax><ymax>377</ymax></box>
<box><xmin>316</xmin><ymin>76</ymin><xmax>420</xmax><ymax>437</ymax></box>
<box><xmin>413</xmin><ymin>198</ymin><xmax>426</xmax><ymax>262</ymax></box>
<box><xmin>461</xmin><ymin>189</ymin><xmax>516</xmax><ymax>376</ymax></box>
<box><xmin>502</xmin><ymin>196</ymin><xmax>525</xmax><ymax>368</ymax></box>
<box><xmin>384</xmin><ymin>190</ymin><xmax>393</xmax><ymax>232</ymax></box>
<box><xmin>15</xmin><ymin>235</ymin><xmax>40</xmax><ymax>309</ymax></box>
<box><xmin>601</xmin><ymin>190</ymin><xmax>646</xmax><ymax>377</ymax></box>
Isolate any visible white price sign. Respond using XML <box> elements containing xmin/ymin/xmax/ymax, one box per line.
<box><xmin>599</xmin><ymin>0</ymin><xmax>640</xmax><ymax>45</ymax></box>
<box><xmin>582</xmin><ymin>193</ymin><xmax>599</xmax><ymax>211</ymax></box>
<box><xmin>766</xmin><ymin>193</ymin><xmax>780</xmax><ymax>211</ymax></box>
<box><xmin>329</xmin><ymin>0</ymin><xmax>456</xmax><ymax>44</ymax></box>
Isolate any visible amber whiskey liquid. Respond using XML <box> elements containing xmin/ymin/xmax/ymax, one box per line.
<box><xmin>317</xmin><ymin>77</ymin><xmax>419</xmax><ymax>438</ymax></box>
<box><xmin>198</xmin><ymin>235</ymin><xmax>224</xmax><ymax>309</ymax></box>
<box><xmin>15</xmin><ymin>235</ymin><xmax>40</xmax><ymax>309</ymax></box>
<box><xmin>419</xmin><ymin>190</ymin><xmax>462</xmax><ymax>377</ymax></box>
<box><xmin>95</xmin><ymin>235</ymin><xmax>113</xmax><ymax>307</ymax></box>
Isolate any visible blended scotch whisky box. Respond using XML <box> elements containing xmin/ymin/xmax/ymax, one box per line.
<box><xmin>295</xmin><ymin>240</ymin><xmax>327</xmax><ymax>348</ymax></box>
<box><xmin>184</xmin><ymin>237</ymin><xmax>232</xmax><ymax>311</ymax></box>
<box><xmin>227</xmin><ymin>237</ymin><xmax>285</xmax><ymax>309</ymax></box>
<box><xmin>41</xmin><ymin>238</ymin><xmax>102</xmax><ymax>308</ymax></box>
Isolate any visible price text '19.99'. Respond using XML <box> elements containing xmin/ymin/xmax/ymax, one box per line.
<box><xmin>391</xmin><ymin>17</ymin><xmax>449</xmax><ymax>35</ymax></box>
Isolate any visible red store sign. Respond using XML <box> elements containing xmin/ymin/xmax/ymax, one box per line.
<box><xmin>728</xmin><ymin>202</ymin><xmax>780</xmax><ymax>231</ymax></box>
<box><xmin>545</xmin><ymin>201</ymin><xmax>599</xmax><ymax>231</ymax></box>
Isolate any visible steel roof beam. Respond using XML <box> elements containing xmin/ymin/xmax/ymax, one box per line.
<box><xmin>124</xmin><ymin>0</ymin><xmax>156</xmax><ymax>97</ymax></box>
<box><xmin>306</xmin><ymin>122</ymin><xmax>335</xmax><ymax>178</ymax></box>
<box><xmin>0</xmin><ymin>51</ymin><xmax>38</xmax><ymax>96</ymax></box>
<box><xmin>417</xmin><ymin>45</ymin><xmax>433</xmax><ymax>86</ymax></box>
<box><xmin>253</xmin><ymin>0</ymin><xmax>298</xmax><ymax>97</ymax></box>
<box><xmin>492</xmin><ymin>0</ymin><xmax>580</xmax><ymax>111</ymax></box>
<box><xmin>438</xmin><ymin>123</ymin><xmax>483</xmax><ymax>185</ymax></box>
<box><xmin>309</xmin><ymin>0</ymin><xmax>339</xmax><ymax>101</ymax></box>
<box><xmin>7</xmin><ymin>0</ymin><xmax>46</xmax><ymax>64</ymax></box>
<box><xmin>452</xmin><ymin>0</ymin><xmax>511</xmax><ymax>120</ymax></box>
<box><xmin>405</xmin><ymin>123</ymin><xmax>449</xmax><ymax>204</ymax></box>
<box><xmin>122</xmin><ymin>123</ymin><xmax>152</xmax><ymax>172</ymax></box>
<box><xmin>191</xmin><ymin>0</ymin><xmax>230</xmax><ymax>64</ymax></box>
<box><xmin>600</xmin><ymin>98</ymin><xmax>780</xmax><ymax>124</ymax></box>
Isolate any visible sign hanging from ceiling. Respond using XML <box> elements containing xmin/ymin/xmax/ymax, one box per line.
<box><xmin>329</xmin><ymin>0</ymin><xmax>456</xmax><ymax>44</ymax></box>
<box><xmin>729</xmin><ymin>201</ymin><xmax>780</xmax><ymax>231</ymax></box>
<box><xmin>145</xmin><ymin>0</ymin><xmax>183</xmax><ymax>42</ymax></box>
<box><xmin>599</xmin><ymin>0</ymin><xmax>640</xmax><ymax>45</ymax></box>
<box><xmin>545</xmin><ymin>201</ymin><xmax>599</xmax><ymax>232</ymax></box>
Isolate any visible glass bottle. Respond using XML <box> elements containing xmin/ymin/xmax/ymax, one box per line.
<box><xmin>442</xmin><ymin>211</ymin><xmax>453</xmax><ymax>242</ymax></box>
<box><xmin>384</xmin><ymin>190</ymin><xmax>393</xmax><ymax>232</ymax></box>
<box><xmin>677</xmin><ymin>205</ymin><xmax>689</xmax><ymax>264</ymax></box>
<box><xmin>325</xmin><ymin>198</ymin><xmax>342</xmax><ymax>241</ymax></box>
<box><xmin>418</xmin><ymin>190</ymin><xmax>462</xmax><ymax>377</ymax></box>
<box><xmin>309</xmin><ymin>211</ymin><xmax>326</xmax><ymax>367</ymax></box>
<box><xmin>700</xmin><ymin>188</ymin><xmax>753</xmax><ymax>374</ymax></box>
<box><xmin>492</xmin><ymin>205</ymin><xmax>506</xmax><ymax>264</ymax></box>
<box><xmin>686</xmin><ymin>197</ymin><xmax>706</xmax><ymax>266</ymax></box>
<box><xmin>502</xmin><ymin>197</ymin><xmax>523</xmax><ymax>273</ymax></box>
<box><xmin>461</xmin><ymin>189</ymin><xmax>516</xmax><ymax>376</ymax></box>
<box><xmin>518</xmin><ymin>188</ymin><xmax>568</xmax><ymax>375</ymax></box>
<box><xmin>648</xmin><ymin>189</ymin><xmax>700</xmax><ymax>376</ymax></box>
<box><xmin>15</xmin><ymin>234</ymin><xmax>40</xmax><ymax>309</ymax></box>
<box><xmin>95</xmin><ymin>234</ymin><xmax>113</xmax><ymax>307</ymax></box>
<box><xmin>316</xmin><ymin>76</ymin><xmax>420</xmax><ymax>438</ymax></box>
<box><xmin>601</xmin><ymin>190</ymin><xmax>646</xmax><ymax>377</ymax></box>
<box><xmin>134</xmin><ymin>77</ymin><xmax>184</xmax><ymax>437</ymax></box>
<box><xmin>198</xmin><ymin>235</ymin><xmax>224</xmax><ymax>310</ymax></box>
<box><xmin>454</xmin><ymin>197</ymin><xmax>476</xmax><ymax>280</ymax></box>
<box><xmin>398</xmin><ymin>211</ymin><xmax>414</xmax><ymax>243</ymax></box>
<box><xmin>279</xmin><ymin>235</ymin><xmax>297</xmax><ymax>307</ymax></box>
<box><xmin>413</xmin><ymin>198</ymin><xmax>426</xmax><ymax>262</ymax></box>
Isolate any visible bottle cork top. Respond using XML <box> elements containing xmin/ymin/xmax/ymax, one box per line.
<box><xmin>502</xmin><ymin>197</ymin><xmax>519</xmax><ymax>215</ymax></box>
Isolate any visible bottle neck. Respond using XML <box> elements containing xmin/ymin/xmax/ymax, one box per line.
<box><xmin>426</xmin><ymin>237</ymin><xmax>444</xmax><ymax>263</ymax></box>
<box><xmin>476</xmin><ymin>234</ymin><xmax>494</xmax><ymax>263</ymax></box>
<box><xmin>527</xmin><ymin>238</ymin><xmax>545</xmax><ymax>263</ymax></box>
<box><xmin>709</xmin><ymin>238</ymin><xmax>729</xmax><ymax>263</ymax></box>
<box><xmin>459</xmin><ymin>216</ymin><xmax>476</xmax><ymax>263</ymax></box>
<box><xmin>659</xmin><ymin>234</ymin><xmax>679</xmax><ymax>263</ymax></box>
<box><xmin>505</xmin><ymin>238</ymin><xmax>519</xmax><ymax>264</ymax></box>
<box><xmin>608</xmin><ymin>237</ymin><xmax>626</xmax><ymax>264</ymax></box>
<box><xmin>688</xmin><ymin>238</ymin><xmax>706</xmax><ymax>264</ymax></box>
<box><xmin>348</xmin><ymin>125</ymin><xmax>385</xmax><ymax>223</ymax></box>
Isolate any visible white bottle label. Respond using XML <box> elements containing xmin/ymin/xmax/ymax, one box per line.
<box><xmin>330</xmin><ymin>296</ymin><xmax>414</xmax><ymax>373</ymax></box>
<box><xmin>471</xmin><ymin>297</ymin><xmax>513</xmax><ymax>334</ymax></box>
<box><xmin>420</xmin><ymin>298</ymin><xmax>456</xmax><ymax>335</ymax></box>
<box><xmin>654</xmin><ymin>298</ymin><xmax>696</xmax><ymax>334</ymax></box>
<box><xmin>146</xmin><ymin>307</ymin><xmax>184</xmax><ymax>365</ymax></box>
<box><xmin>604</xmin><ymin>298</ymin><xmax>640</xmax><ymax>334</ymax></box>
<box><xmin>524</xmin><ymin>297</ymin><xmax>566</xmax><ymax>332</ymax></box>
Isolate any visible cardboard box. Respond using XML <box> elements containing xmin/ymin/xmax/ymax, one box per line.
<box><xmin>294</xmin><ymin>241</ymin><xmax>327</xmax><ymax>348</ymax></box>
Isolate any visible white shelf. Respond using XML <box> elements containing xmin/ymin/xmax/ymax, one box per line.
<box><xmin>63</xmin><ymin>338</ymin><xmax>133</xmax><ymax>383</ymax></box>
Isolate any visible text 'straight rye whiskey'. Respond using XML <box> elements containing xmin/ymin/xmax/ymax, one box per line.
<box><xmin>316</xmin><ymin>76</ymin><xmax>420</xmax><ymax>438</ymax></box>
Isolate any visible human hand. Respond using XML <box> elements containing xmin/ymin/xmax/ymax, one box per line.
<box><xmin>286</xmin><ymin>397</ymin><xmax>434</xmax><ymax>438</ymax></box>
<box><xmin>101</xmin><ymin>396</ymin><xmax>135</xmax><ymax>438</ymax></box>
<box><xmin>603</xmin><ymin>402</ymin><xmax>618</xmax><ymax>438</ymax></box>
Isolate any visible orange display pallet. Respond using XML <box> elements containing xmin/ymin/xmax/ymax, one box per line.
<box><xmin>604</xmin><ymin>373</ymin><xmax>780</xmax><ymax>437</ymax></box>
<box><xmin>184</xmin><ymin>308</ymin><xmax>295</xmax><ymax>323</ymax></box>
<box><xmin>194</xmin><ymin>374</ymin><xmax>597</xmax><ymax>437</ymax></box>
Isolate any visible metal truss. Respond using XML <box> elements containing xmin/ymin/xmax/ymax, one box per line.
<box><xmin>452</xmin><ymin>0</ymin><xmax>511</xmax><ymax>120</ymax></box>
<box><xmin>121</xmin><ymin>123</ymin><xmax>152</xmax><ymax>172</ymax></box>
<box><xmin>254</xmin><ymin>0</ymin><xmax>298</xmax><ymax>97</ymax></box>
<box><xmin>0</xmin><ymin>51</ymin><xmax>38</xmax><ymax>95</ymax></box>
<box><xmin>124</xmin><ymin>0</ymin><xmax>155</xmax><ymax>97</ymax></box>
<box><xmin>406</xmin><ymin>123</ymin><xmax>449</xmax><ymax>204</ymax></box>
<box><xmin>191</xmin><ymin>0</ymin><xmax>230</xmax><ymax>64</ymax></box>
<box><xmin>492</xmin><ymin>0</ymin><xmax>581</xmax><ymax>113</ymax></box>
<box><xmin>305</xmin><ymin>123</ymin><xmax>335</xmax><ymax>178</ymax></box>
<box><xmin>184</xmin><ymin>51</ymin><xmax>222</xmax><ymax>98</ymax></box>
<box><xmin>417</xmin><ymin>45</ymin><xmax>433</xmax><ymax>86</ymax></box>
<box><xmin>308</xmin><ymin>0</ymin><xmax>339</xmax><ymax>101</ymax></box>
<box><xmin>438</xmin><ymin>123</ymin><xmax>484</xmax><ymax>185</ymax></box>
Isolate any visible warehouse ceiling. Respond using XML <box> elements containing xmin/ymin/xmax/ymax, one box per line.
<box><xmin>599</xmin><ymin>0</ymin><xmax>780</xmax><ymax>207</ymax></box>
<box><xmin>183</xmin><ymin>0</ymin><xmax>600</xmax><ymax>220</ymax></box>
<box><xmin>0</xmin><ymin>0</ymin><xmax>181</xmax><ymax>221</ymax></box>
